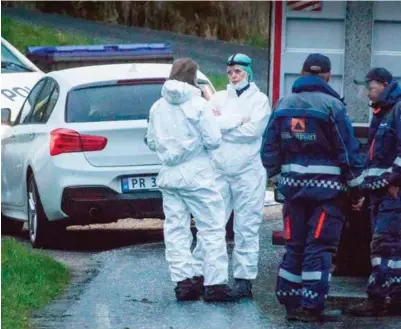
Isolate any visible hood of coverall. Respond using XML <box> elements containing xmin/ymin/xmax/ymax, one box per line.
<box><xmin>161</xmin><ymin>80</ymin><xmax>201</xmax><ymax>105</ymax></box>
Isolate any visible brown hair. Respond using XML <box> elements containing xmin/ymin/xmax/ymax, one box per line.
<box><xmin>169</xmin><ymin>58</ymin><xmax>199</xmax><ymax>86</ymax></box>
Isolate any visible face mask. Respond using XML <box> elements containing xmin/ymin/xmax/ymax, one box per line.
<box><xmin>231</xmin><ymin>78</ymin><xmax>249</xmax><ymax>91</ymax></box>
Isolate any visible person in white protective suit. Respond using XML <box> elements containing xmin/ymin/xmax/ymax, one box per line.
<box><xmin>192</xmin><ymin>53</ymin><xmax>271</xmax><ymax>298</ymax></box>
<box><xmin>146</xmin><ymin>58</ymin><xmax>238</xmax><ymax>302</ymax></box>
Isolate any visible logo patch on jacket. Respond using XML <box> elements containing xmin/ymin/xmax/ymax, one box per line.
<box><xmin>281</xmin><ymin>117</ymin><xmax>316</xmax><ymax>141</ymax></box>
<box><xmin>291</xmin><ymin>118</ymin><xmax>306</xmax><ymax>133</ymax></box>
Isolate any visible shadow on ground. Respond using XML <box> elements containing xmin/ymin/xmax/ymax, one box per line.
<box><xmin>3</xmin><ymin>227</ymin><xmax>165</xmax><ymax>252</ymax></box>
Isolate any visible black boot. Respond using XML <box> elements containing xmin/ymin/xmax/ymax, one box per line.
<box><xmin>204</xmin><ymin>284</ymin><xmax>239</xmax><ymax>302</ymax></box>
<box><xmin>233</xmin><ymin>278</ymin><xmax>253</xmax><ymax>298</ymax></box>
<box><xmin>193</xmin><ymin>275</ymin><xmax>205</xmax><ymax>293</ymax></box>
<box><xmin>286</xmin><ymin>307</ymin><xmax>342</xmax><ymax>322</ymax></box>
<box><xmin>348</xmin><ymin>298</ymin><xmax>387</xmax><ymax>317</ymax></box>
<box><xmin>175</xmin><ymin>278</ymin><xmax>202</xmax><ymax>301</ymax></box>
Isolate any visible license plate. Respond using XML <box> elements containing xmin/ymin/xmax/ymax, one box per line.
<box><xmin>121</xmin><ymin>175</ymin><xmax>158</xmax><ymax>192</ymax></box>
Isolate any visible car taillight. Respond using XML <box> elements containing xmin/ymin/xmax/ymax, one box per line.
<box><xmin>50</xmin><ymin>128</ymin><xmax>107</xmax><ymax>156</ymax></box>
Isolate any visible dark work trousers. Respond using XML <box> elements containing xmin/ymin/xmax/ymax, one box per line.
<box><xmin>368</xmin><ymin>189</ymin><xmax>401</xmax><ymax>302</ymax></box>
<box><xmin>276</xmin><ymin>199</ymin><xmax>344</xmax><ymax>311</ymax></box>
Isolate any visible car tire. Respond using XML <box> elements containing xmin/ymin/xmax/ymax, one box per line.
<box><xmin>27</xmin><ymin>174</ymin><xmax>53</xmax><ymax>249</ymax></box>
<box><xmin>1</xmin><ymin>214</ymin><xmax>24</xmax><ymax>235</ymax></box>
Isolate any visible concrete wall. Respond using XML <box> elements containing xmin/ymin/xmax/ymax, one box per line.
<box><xmin>343</xmin><ymin>1</ymin><xmax>374</xmax><ymax>123</ymax></box>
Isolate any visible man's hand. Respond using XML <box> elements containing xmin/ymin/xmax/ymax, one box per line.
<box><xmin>351</xmin><ymin>197</ymin><xmax>365</xmax><ymax>212</ymax></box>
<box><xmin>388</xmin><ymin>185</ymin><xmax>400</xmax><ymax>199</ymax></box>
<box><xmin>212</xmin><ymin>109</ymin><xmax>221</xmax><ymax>116</ymax></box>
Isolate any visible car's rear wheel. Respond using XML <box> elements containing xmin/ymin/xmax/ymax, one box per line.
<box><xmin>1</xmin><ymin>214</ymin><xmax>24</xmax><ymax>235</ymax></box>
<box><xmin>27</xmin><ymin>175</ymin><xmax>54</xmax><ymax>248</ymax></box>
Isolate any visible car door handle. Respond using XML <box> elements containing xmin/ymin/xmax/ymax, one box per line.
<box><xmin>28</xmin><ymin>133</ymin><xmax>35</xmax><ymax>140</ymax></box>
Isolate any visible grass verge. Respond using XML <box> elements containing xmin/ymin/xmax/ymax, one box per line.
<box><xmin>1</xmin><ymin>16</ymin><xmax>96</xmax><ymax>53</ymax></box>
<box><xmin>1</xmin><ymin>238</ymin><xmax>70</xmax><ymax>329</ymax></box>
<box><xmin>244</xmin><ymin>34</ymin><xmax>268</xmax><ymax>48</ymax></box>
<box><xmin>208</xmin><ymin>74</ymin><xmax>227</xmax><ymax>91</ymax></box>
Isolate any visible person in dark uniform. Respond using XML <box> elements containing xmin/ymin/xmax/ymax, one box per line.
<box><xmin>349</xmin><ymin>68</ymin><xmax>401</xmax><ymax>317</ymax></box>
<box><xmin>261</xmin><ymin>53</ymin><xmax>365</xmax><ymax>322</ymax></box>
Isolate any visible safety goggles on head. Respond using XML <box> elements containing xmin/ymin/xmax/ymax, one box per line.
<box><xmin>226</xmin><ymin>59</ymin><xmax>251</xmax><ymax>67</ymax></box>
<box><xmin>226</xmin><ymin>54</ymin><xmax>252</xmax><ymax>67</ymax></box>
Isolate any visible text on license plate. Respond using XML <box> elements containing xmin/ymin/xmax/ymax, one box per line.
<box><xmin>121</xmin><ymin>175</ymin><xmax>158</xmax><ymax>192</ymax></box>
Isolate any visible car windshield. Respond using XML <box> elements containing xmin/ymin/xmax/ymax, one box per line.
<box><xmin>1</xmin><ymin>43</ymin><xmax>32</xmax><ymax>73</ymax></box>
<box><xmin>66</xmin><ymin>80</ymin><xmax>215</xmax><ymax>123</ymax></box>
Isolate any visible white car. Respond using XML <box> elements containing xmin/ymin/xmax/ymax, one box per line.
<box><xmin>1</xmin><ymin>37</ymin><xmax>44</xmax><ymax>125</ymax></box>
<box><xmin>1</xmin><ymin>63</ymin><xmax>216</xmax><ymax>248</ymax></box>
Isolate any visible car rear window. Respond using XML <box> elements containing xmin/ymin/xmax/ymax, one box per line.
<box><xmin>66</xmin><ymin>83</ymin><xmax>163</xmax><ymax>123</ymax></box>
<box><xmin>66</xmin><ymin>80</ymin><xmax>215</xmax><ymax>123</ymax></box>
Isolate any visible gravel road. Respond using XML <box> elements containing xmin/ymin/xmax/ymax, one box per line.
<box><xmin>24</xmin><ymin>206</ymin><xmax>400</xmax><ymax>329</ymax></box>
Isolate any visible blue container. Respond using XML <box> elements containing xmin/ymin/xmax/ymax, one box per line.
<box><xmin>26</xmin><ymin>43</ymin><xmax>174</xmax><ymax>72</ymax></box>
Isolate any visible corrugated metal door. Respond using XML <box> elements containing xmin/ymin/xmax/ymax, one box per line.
<box><xmin>270</xmin><ymin>1</ymin><xmax>347</xmax><ymax>105</ymax></box>
<box><xmin>372</xmin><ymin>1</ymin><xmax>401</xmax><ymax>83</ymax></box>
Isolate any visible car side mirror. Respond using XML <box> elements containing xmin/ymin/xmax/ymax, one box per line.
<box><xmin>1</xmin><ymin>108</ymin><xmax>12</xmax><ymax>125</ymax></box>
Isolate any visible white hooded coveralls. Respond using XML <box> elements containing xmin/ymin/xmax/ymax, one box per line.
<box><xmin>193</xmin><ymin>82</ymin><xmax>271</xmax><ymax>280</ymax></box>
<box><xmin>146</xmin><ymin>80</ymin><xmax>229</xmax><ymax>286</ymax></box>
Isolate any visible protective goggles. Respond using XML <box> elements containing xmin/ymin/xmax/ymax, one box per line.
<box><xmin>226</xmin><ymin>55</ymin><xmax>252</xmax><ymax>67</ymax></box>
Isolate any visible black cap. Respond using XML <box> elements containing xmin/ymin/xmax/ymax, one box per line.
<box><xmin>302</xmin><ymin>53</ymin><xmax>331</xmax><ymax>74</ymax></box>
<box><xmin>366</xmin><ymin>67</ymin><xmax>393</xmax><ymax>84</ymax></box>
<box><xmin>354</xmin><ymin>67</ymin><xmax>393</xmax><ymax>85</ymax></box>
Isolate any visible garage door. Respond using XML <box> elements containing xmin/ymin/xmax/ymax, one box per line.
<box><xmin>270</xmin><ymin>1</ymin><xmax>347</xmax><ymax>105</ymax></box>
<box><xmin>372</xmin><ymin>1</ymin><xmax>401</xmax><ymax>83</ymax></box>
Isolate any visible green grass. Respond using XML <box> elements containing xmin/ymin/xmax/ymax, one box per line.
<box><xmin>1</xmin><ymin>16</ymin><xmax>96</xmax><ymax>53</ymax></box>
<box><xmin>208</xmin><ymin>74</ymin><xmax>228</xmax><ymax>91</ymax></box>
<box><xmin>1</xmin><ymin>238</ymin><xmax>70</xmax><ymax>329</ymax></box>
<box><xmin>244</xmin><ymin>34</ymin><xmax>268</xmax><ymax>48</ymax></box>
